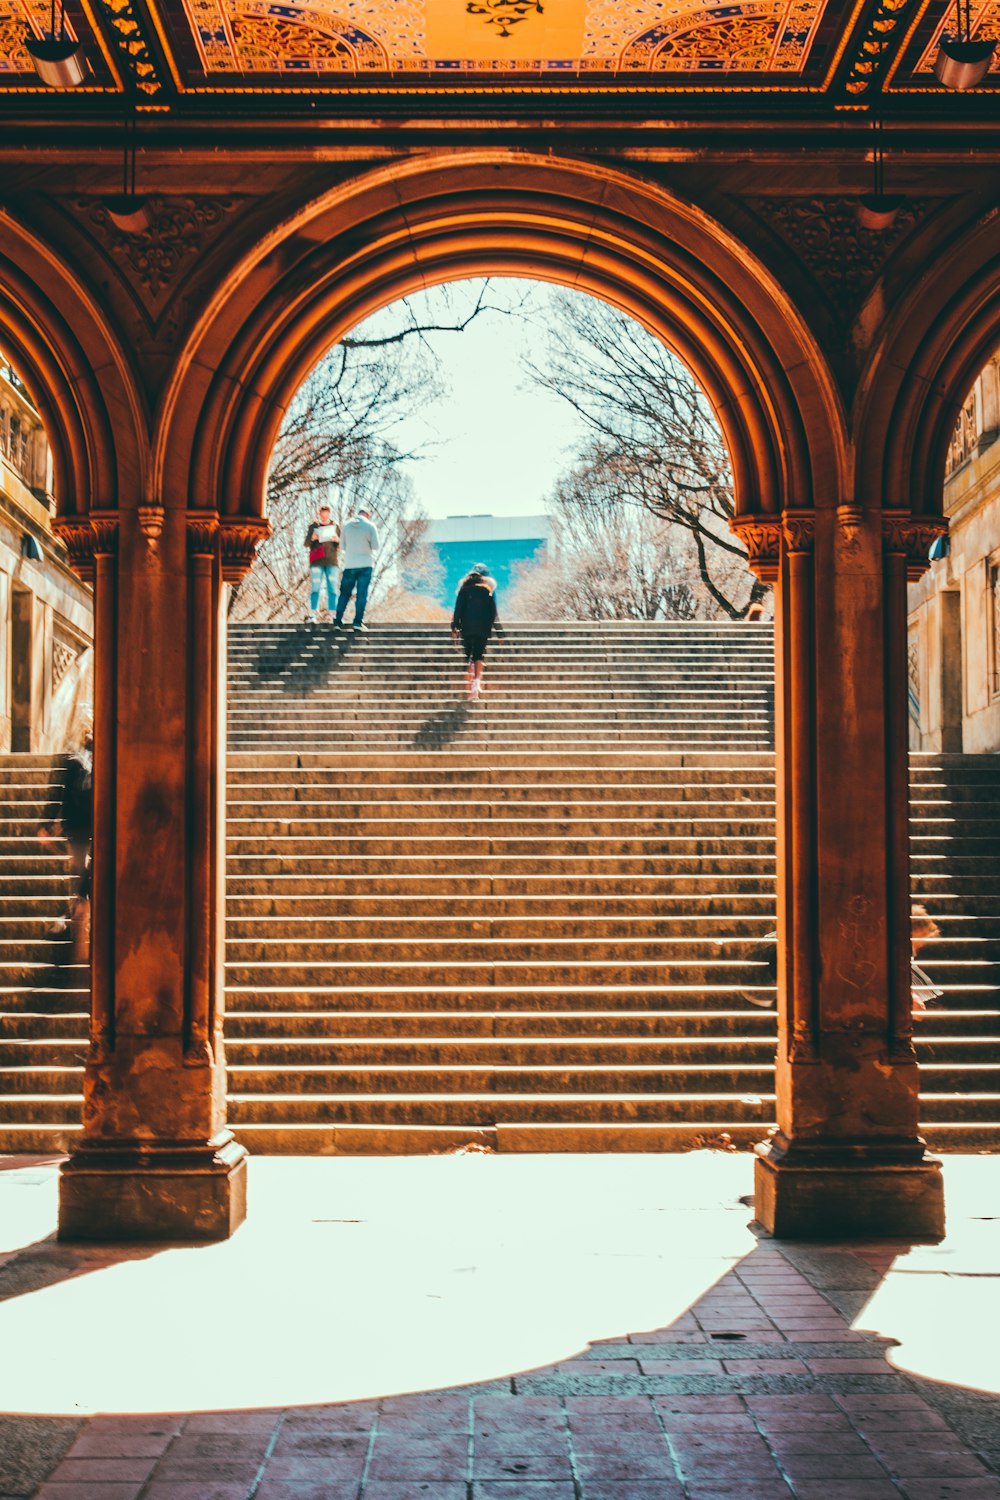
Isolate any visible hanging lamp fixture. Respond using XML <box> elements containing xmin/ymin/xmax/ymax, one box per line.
<box><xmin>934</xmin><ymin>0</ymin><xmax>995</xmax><ymax>88</ymax></box>
<box><xmin>24</xmin><ymin>0</ymin><xmax>88</xmax><ymax>86</ymax></box>
<box><xmin>104</xmin><ymin>98</ymin><xmax>153</xmax><ymax>233</ymax></box>
<box><xmin>857</xmin><ymin>115</ymin><xmax>904</xmax><ymax>231</ymax></box>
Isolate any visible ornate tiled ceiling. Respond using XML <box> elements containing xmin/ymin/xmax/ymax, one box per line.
<box><xmin>0</xmin><ymin>0</ymin><xmax>996</xmax><ymax>98</ymax></box>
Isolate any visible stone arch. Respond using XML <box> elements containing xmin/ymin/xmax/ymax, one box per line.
<box><xmin>0</xmin><ymin>215</ymin><xmax>145</xmax><ymax>514</ymax></box>
<box><xmin>157</xmin><ymin>152</ymin><xmax>847</xmax><ymax>523</ymax></box>
<box><xmin>858</xmin><ymin>207</ymin><xmax>1000</xmax><ymax>519</ymax></box>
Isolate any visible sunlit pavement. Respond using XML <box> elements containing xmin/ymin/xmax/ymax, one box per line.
<box><xmin>1</xmin><ymin>1151</ymin><xmax>999</xmax><ymax>1499</ymax></box>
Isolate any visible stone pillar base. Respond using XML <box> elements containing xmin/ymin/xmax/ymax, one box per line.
<box><xmin>754</xmin><ymin>1149</ymin><xmax>944</xmax><ymax>1241</ymax></box>
<box><xmin>58</xmin><ymin>1135</ymin><xmax>247</xmax><ymax>1241</ymax></box>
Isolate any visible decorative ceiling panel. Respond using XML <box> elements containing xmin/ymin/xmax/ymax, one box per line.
<box><xmin>159</xmin><ymin>0</ymin><xmax>850</xmax><ymax>85</ymax></box>
<box><xmin>0</xmin><ymin>0</ymin><xmax>996</xmax><ymax>96</ymax></box>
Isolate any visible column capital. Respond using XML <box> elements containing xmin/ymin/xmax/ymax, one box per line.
<box><xmin>781</xmin><ymin>510</ymin><xmax>816</xmax><ymax>554</ymax></box>
<box><xmin>186</xmin><ymin>511</ymin><xmax>220</xmax><ymax>557</ymax></box>
<box><xmin>729</xmin><ymin>513</ymin><xmax>782</xmax><ymax>584</ymax></box>
<box><xmin>218</xmin><ymin>514</ymin><xmax>271</xmax><ymax>582</ymax></box>
<box><xmin>52</xmin><ymin>511</ymin><xmax>119</xmax><ymax>582</ymax></box>
<box><xmin>882</xmin><ymin>511</ymin><xmax>948</xmax><ymax>581</ymax></box>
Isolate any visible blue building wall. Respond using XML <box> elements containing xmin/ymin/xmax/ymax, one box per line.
<box><xmin>430</xmin><ymin>538</ymin><xmax>547</xmax><ymax>608</ymax></box>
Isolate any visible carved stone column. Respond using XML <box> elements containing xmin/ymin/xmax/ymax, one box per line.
<box><xmin>732</xmin><ymin>506</ymin><xmax>946</xmax><ymax>1239</ymax></box>
<box><xmin>52</xmin><ymin>507</ymin><xmax>268</xmax><ymax>1240</ymax></box>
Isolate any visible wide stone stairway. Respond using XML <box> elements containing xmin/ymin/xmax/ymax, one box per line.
<box><xmin>1</xmin><ymin>621</ymin><xmax>998</xmax><ymax>1153</ymax></box>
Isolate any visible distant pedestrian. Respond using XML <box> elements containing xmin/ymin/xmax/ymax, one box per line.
<box><xmin>911</xmin><ymin>904</ymin><xmax>943</xmax><ymax>1013</ymax></box>
<box><xmin>451</xmin><ymin>563</ymin><xmax>504</xmax><ymax>700</ymax></box>
<box><xmin>38</xmin><ymin>724</ymin><xmax>93</xmax><ymax>963</ymax></box>
<box><xmin>334</xmin><ymin>506</ymin><xmax>378</xmax><ymax>632</ymax></box>
<box><xmin>304</xmin><ymin>504</ymin><xmax>340</xmax><ymax>623</ymax></box>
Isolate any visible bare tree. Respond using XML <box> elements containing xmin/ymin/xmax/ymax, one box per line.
<box><xmin>230</xmin><ymin>282</ymin><xmax>517</xmax><ymax>622</ymax></box>
<box><xmin>506</xmin><ymin>451</ymin><xmax>709</xmax><ymax>621</ymax></box>
<box><xmin>524</xmin><ymin>292</ymin><xmax>764</xmax><ymax>618</ymax></box>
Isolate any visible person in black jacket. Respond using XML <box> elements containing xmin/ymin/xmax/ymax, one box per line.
<box><xmin>38</xmin><ymin>724</ymin><xmax>93</xmax><ymax>961</ymax></box>
<box><xmin>451</xmin><ymin>563</ymin><xmax>504</xmax><ymax>700</ymax></box>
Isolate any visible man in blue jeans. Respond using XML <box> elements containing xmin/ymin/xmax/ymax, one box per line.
<box><xmin>334</xmin><ymin>506</ymin><xmax>379</xmax><ymax>632</ymax></box>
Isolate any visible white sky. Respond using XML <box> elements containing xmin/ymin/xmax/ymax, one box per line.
<box><xmin>353</xmin><ymin>279</ymin><xmax>589</xmax><ymax>520</ymax></box>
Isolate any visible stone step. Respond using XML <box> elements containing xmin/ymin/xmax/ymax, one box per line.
<box><xmin>222</xmin><ymin>1009</ymin><xmax>780</xmax><ymax>1039</ymax></box>
<box><xmin>223</xmin><ymin>1093</ymin><xmax>776</xmax><ymax>1126</ymax></box>
<box><xmin>223</xmin><ymin>915</ymin><xmax>778</xmax><ymax>940</ymax></box>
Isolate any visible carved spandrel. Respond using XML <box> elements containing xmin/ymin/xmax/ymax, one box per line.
<box><xmin>741</xmin><ymin>197</ymin><xmax>929</xmax><ymax>322</ymax></box>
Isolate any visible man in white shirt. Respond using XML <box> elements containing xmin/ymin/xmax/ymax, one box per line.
<box><xmin>334</xmin><ymin>506</ymin><xmax>379</xmax><ymax>632</ymax></box>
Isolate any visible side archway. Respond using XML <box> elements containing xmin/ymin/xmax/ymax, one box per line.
<box><xmin>858</xmin><ymin>206</ymin><xmax>1000</xmax><ymax>520</ymax></box>
<box><xmin>0</xmin><ymin>214</ymin><xmax>146</xmax><ymax>515</ymax></box>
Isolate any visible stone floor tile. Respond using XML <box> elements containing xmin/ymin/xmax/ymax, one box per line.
<box><xmin>363</xmin><ymin>1486</ymin><xmax>467</xmax><ymax>1500</ymax></box>
<box><xmin>652</xmin><ymin>1396</ymin><xmax>747</xmax><ymax>1414</ymax></box>
<box><xmin>766</xmin><ymin>1432</ymin><xmax>874</xmax><ymax>1455</ymax></box>
<box><xmin>34</xmin><ymin>1486</ymin><xmax>146</xmax><ymax>1500</ymax></box>
<box><xmin>379</xmin><ymin>1396</ymin><xmax>469</xmax><ymax>1419</ymax></box>
<box><xmin>870</xmin><ymin>1436</ymin><xmax>973</xmax><ymax>1457</ymax></box>
<box><xmin>578</xmin><ymin>1484</ymin><xmax>685</xmax><ymax>1500</ymax></box>
<box><xmin>723</xmin><ymin>1359</ymin><xmax>808</xmax><ymax>1375</ymax></box>
<box><xmin>83</xmin><ymin>1415</ymin><xmax>182</xmax><ymax>1435</ymax></box>
<box><xmin>256</xmin><ymin>1483</ymin><xmax>361</xmax><ymax>1500</ymax></box>
<box><xmin>547</xmin><ymin>1359</ymin><xmax>642</xmax><ymax>1376</ymax></box>
<box><xmin>147</xmin><ymin>1459</ymin><xmax>262</xmax><ymax>1484</ymax></box>
<box><xmin>165</xmin><ymin>1434</ymin><xmax>271</xmax><ymax>1460</ymax></box>
<box><xmin>271</xmin><ymin>1430</ymin><xmax>370</xmax><ymax>1457</ymax></box>
<box><xmin>778</xmin><ymin>1452</ymin><xmax>891</xmax><ymax>1479</ymax></box>
<box><xmin>837</xmin><ymin>1395</ymin><xmax>935</xmax><ymax>1411</ymax></box>
<box><xmin>639</xmin><ymin>1358</ymin><xmax>727</xmax><ymax>1375</ymax></box>
<box><xmin>475</xmin><ymin>1432</ymin><xmax>570</xmax><ymax>1456</ymax></box>
<box><xmin>882</xmin><ymin>1454</ymin><xmax>990</xmax><ymax>1479</ymax></box>
<box><xmin>281</xmin><ymin>1404</ymin><xmax>379</xmax><ymax>1429</ymax></box>
<box><xmin>470</xmin><ymin>1484</ymin><xmax>575</xmax><ymax>1499</ymax></box>
<box><xmin>366</xmin><ymin>1455</ymin><xmax>469</xmax><ymax>1483</ymax></box>
<box><xmin>46</xmin><ymin>1455</ymin><xmax>158</xmax><ymax>1483</ymax></box>
<box><xmin>181</xmin><ymin>1413</ymin><xmax>279</xmax><ymax>1434</ymax></box>
<box><xmin>473</xmin><ymin>1397</ymin><xmax>564</xmax><ymax>1421</ymax></box>
<box><xmin>789</xmin><ymin>1483</ymin><xmax>905</xmax><ymax>1499</ymax></box>
<box><xmin>854</xmin><ymin>1412</ymin><xmax>954</xmax><ymax>1432</ymax></box>
<box><xmin>65</xmin><ymin>1431</ymin><xmax>175</xmax><ymax>1458</ymax></box>
<box><xmin>139</xmin><ymin>1485</ymin><xmax>255</xmax><ymax>1500</ymax></box>
<box><xmin>565</xmin><ymin>1396</ymin><xmax>655</xmax><ymax>1414</ymax></box>
<box><xmin>261</xmin><ymin>1454</ymin><xmax>367</xmax><ymax>1483</ymax></box>
<box><xmin>573</xmin><ymin>1453</ymin><xmax>680</xmax><ymax>1480</ymax></box>
<box><xmin>683</xmin><ymin>1484</ymin><xmax>794</xmax><ymax>1500</ymax></box>
<box><xmin>628</xmin><ymin>1330</ymin><xmax>711</xmax><ymax>1344</ymax></box>
<box><xmin>897</xmin><ymin>1484</ymin><xmax>1000</xmax><ymax>1499</ymax></box>
<box><xmin>807</xmin><ymin>1359</ymin><xmax>897</xmax><ymax>1374</ymax></box>
<box><xmin>472</xmin><ymin>1452</ymin><xmax>574</xmax><ymax>1480</ymax></box>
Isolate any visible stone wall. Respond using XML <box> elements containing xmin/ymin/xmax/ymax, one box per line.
<box><xmin>0</xmin><ymin>365</ymin><xmax>93</xmax><ymax>755</ymax></box>
<box><xmin>908</xmin><ymin>355</ymin><xmax>1000</xmax><ymax>755</ymax></box>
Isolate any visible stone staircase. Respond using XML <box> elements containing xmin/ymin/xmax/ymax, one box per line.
<box><xmin>0</xmin><ymin>620</ymin><xmax>998</xmax><ymax>1154</ymax></box>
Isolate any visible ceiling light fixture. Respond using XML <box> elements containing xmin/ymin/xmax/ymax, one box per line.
<box><xmin>24</xmin><ymin>0</ymin><xmax>88</xmax><ymax>86</ymax></box>
<box><xmin>104</xmin><ymin>97</ymin><xmax>153</xmax><ymax>234</ymax></box>
<box><xmin>857</xmin><ymin>115</ymin><xmax>903</xmax><ymax>231</ymax></box>
<box><xmin>934</xmin><ymin>0</ymin><xmax>995</xmax><ymax>88</ymax></box>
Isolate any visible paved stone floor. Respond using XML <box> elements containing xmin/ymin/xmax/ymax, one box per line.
<box><xmin>1</xmin><ymin>1152</ymin><xmax>999</xmax><ymax>1500</ymax></box>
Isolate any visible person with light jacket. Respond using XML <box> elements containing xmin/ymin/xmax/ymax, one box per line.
<box><xmin>334</xmin><ymin>507</ymin><xmax>379</xmax><ymax>632</ymax></box>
